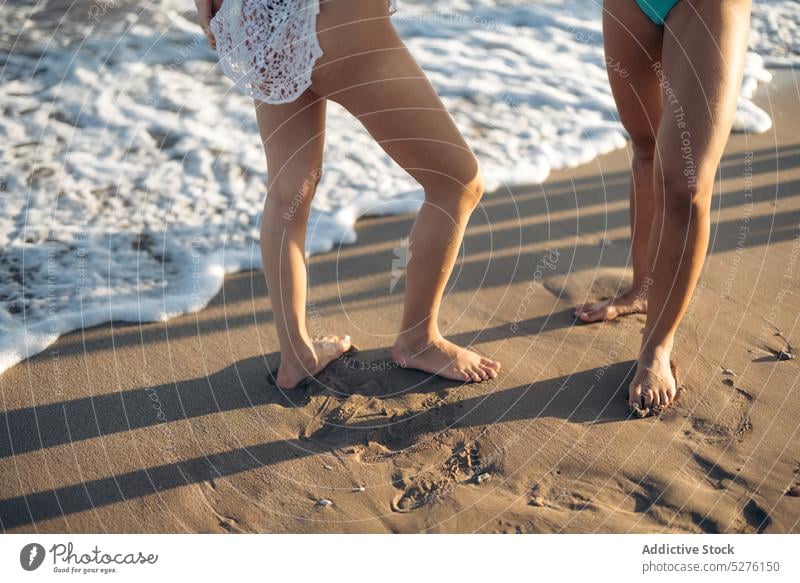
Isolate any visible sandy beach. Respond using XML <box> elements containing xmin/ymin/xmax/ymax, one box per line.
<box><xmin>1</xmin><ymin>70</ymin><xmax>798</xmax><ymax>534</ymax></box>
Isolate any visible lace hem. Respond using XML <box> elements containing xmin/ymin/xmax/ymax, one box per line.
<box><xmin>211</xmin><ymin>0</ymin><xmax>398</xmax><ymax>105</ymax></box>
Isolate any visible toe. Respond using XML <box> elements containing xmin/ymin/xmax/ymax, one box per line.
<box><xmin>468</xmin><ymin>369</ymin><xmax>482</xmax><ymax>382</ymax></box>
<box><xmin>662</xmin><ymin>388</ymin><xmax>676</xmax><ymax>408</ymax></box>
<box><xmin>482</xmin><ymin>364</ymin><xmax>498</xmax><ymax>379</ymax></box>
<box><xmin>581</xmin><ymin>303</ymin><xmax>621</xmax><ymax>323</ymax></box>
<box><xmin>481</xmin><ymin>357</ymin><xmax>501</xmax><ymax>371</ymax></box>
<box><xmin>628</xmin><ymin>383</ymin><xmax>643</xmax><ymax>410</ymax></box>
<box><xmin>668</xmin><ymin>383</ymin><xmax>678</xmax><ymax>402</ymax></box>
<box><xmin>578</xmin><ymin>308</ymin><xmax>605</xmax><ymax>323</ymax></box>
<box><xmin>476</xmin><ymin>367</ymin><xmax>489</xmax><ymax>381</ymax></box>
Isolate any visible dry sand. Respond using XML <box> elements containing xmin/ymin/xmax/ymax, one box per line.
<box><xmin>1</xmin><ymin>71</ymin><xmax>799</xmax><ymax>534</ymax></box>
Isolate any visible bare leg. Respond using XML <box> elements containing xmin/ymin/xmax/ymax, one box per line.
<box><xmin>312</xmin><ymin>0</ymin><xmax>500</xmax><ymax>382</ymax></box>
<box><xmin>576</xmin><ymin>1</ymin><xmax>663</xmax><ymax>323</ymax></box>
<box><xmin>630</xmin><ymin>0</ymin><xmax>751</xmax><ymax>411</ymax></box>
<box><xmin>256</xmin><ymin>91</ymin><xmax>351</xmax><ymax>389</ymax></box>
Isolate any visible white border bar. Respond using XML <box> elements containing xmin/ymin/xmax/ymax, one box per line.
<box><xmin>1</xmin><ymin>534</ymin><xmax>798</xmax><ymax>582</ymax></box>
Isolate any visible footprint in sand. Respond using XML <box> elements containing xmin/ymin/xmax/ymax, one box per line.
<box><xmin>390</xmin><ymin>443</ymin><xmax>483</xmax><ymax>513</ymax></box>
<box><xmin>299</xmin><ymin>395</ymin><xmax>367</xmax><ymax>441</ymax></box>
<box><xmin>742</xmin><ymin>499</ymin><xmax>772</xmax><ymax>533</ymax></box>
<box><xmin>686</xmin><ymin>380</ymin><xmax>755</xmax><ymax>444</ymax></box>
<box><xmin>527</xmin><ymin>476</ymin><xmax>597</xmax><ymax>513</ymax></box>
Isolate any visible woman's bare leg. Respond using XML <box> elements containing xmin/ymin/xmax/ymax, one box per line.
<box><xmin>311</xmin><ymin>0</ymin><xmax>500</xmax><ymax>382</ymax></box>
<box><xmin>576</xmin><ymin>0</ymin><xmax>663</xmax><ymax>323</ymax></box>
<box><xmin>630</xmin><ymin>0</ymin><xmax>751</xmax><ymax>412</ymax></box>
<box><xmin>256</xmin><ymin>91</ymin><xmax>351</xmax><ymax>389</ymax></box>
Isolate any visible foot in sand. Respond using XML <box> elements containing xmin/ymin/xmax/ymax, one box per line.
<box><xmin>276</xmin><ymin>335</ymin><xmax>352</xmax><ymax>389</ymax></box>
<box><xmin>391</xmin><ymin>335</ymin><xmax>500</xmax><ymax>382</ymax></box>
<box><xmin>628</xmin><ymin>350</ymin><xmax>678</xmax><ymax>416</ymax></box>
<box><xmin>574</xmin><ymin>290</ymin><xmax>646</xmax><ymax>323</ymax></box>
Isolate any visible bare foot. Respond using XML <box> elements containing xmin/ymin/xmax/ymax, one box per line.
<box><xmin>276</xmin><ymin>335</ymin><xmax>352</xmax><ymax>390</ymax></box>
<box><xmin>574</xmin><ymin>290</ymin><xmax>646</xmax><ymax>323</ymax></box>
<box><xmin>391</xmin><ymin>336</ymin><xmax>500</xmax><ymax>382</ymax></box>
<box><xmin>628</xmin><ymin>352</ymin><xmax>679</xmax><ymax>417</ymax></box>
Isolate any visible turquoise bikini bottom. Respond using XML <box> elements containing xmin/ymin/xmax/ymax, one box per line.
<box><xmin>635</xmin><ymin>0</ymin><xmax>680</xmax><ymax>25</ymax></box>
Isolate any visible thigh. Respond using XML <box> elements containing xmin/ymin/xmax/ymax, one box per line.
<box><xmin>310</xmin><ymin>0</ymin><xmax>479</xmax><ymax>192</ymax></box>
<box><xmin>603</xmin><ymin>0</ymin><xmax>665</xmax><ymax>148</ymax></box>
<box><xmin>255</xmin><ymin>90</ymin><xmax>327</xmax><ymax>198</ymax></box>
<box><xmin>655</xmin><ymin>0</ymin><xmax>752</xmax><ymax>184</ymax></box>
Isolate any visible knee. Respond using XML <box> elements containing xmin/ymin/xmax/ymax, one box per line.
<box><xmin>421</xmin><ymin>162</ymin><xmax>485</xmax><ymax>212</ymax></box>
<box><xmin>266</xmin><ymin>168</ymin><xmax>323</xmax><ymax>214</ymax></box>
<box><xmin>656</xmin><ymin>162</ymin><xmax>715</xmax><ymax>220</ymax></box>
<box><xmin>460</xmin><ymin>167</ymin><xmax>485</xmax><ymax>209</ymax></box>
<box><xmin>631</xmin><ymin>134</ymin><xmax>656</xmax><ymax>163</ymax></box>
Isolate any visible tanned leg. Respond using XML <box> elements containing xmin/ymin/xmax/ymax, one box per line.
<box><xmin>576</xmin><ymin>0</ymin><xmax>663</xmax><ymax>323</ymax></box>
<box><xmin>630</xmin><ymin>0</ymin><xmax>751</xmax><ymax>412</ymax></box>
<box><xmin>256</xmin><ymin>91</ymin><xmax>351</xmax><ymax>389</ymax></box>
<box><xmin>311</xmin><ymin>0</ymin><xmax>500</xmax><ymax>382</ymax></box>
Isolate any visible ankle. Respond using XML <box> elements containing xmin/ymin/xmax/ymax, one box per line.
<box><xmin>280</xmin><ymin>338</ymin><xmax>318</xmax><ymax>368</ymax></box>
<box><xmin>638</xmin><ymin>341</ymin><xmax>673</xmax><ymax>364</ymax></box>
<box><xmin>394</xmin><ymin>329</ymin><xmax>442</xmax><ymax>353</ymax></box>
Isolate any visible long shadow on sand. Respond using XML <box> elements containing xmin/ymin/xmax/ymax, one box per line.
<box><xmin>42</xmin><ymin>143</ymin><xmax>800</xmax><ymax>356</ymax></box>
<box><xmin>0</xmin><ymin>354</ymin><xmax>637</xmax><ymax>529</ymax></box>
<box><xmin>0</xmin><ymin>304</ymin><xmax>580</xmax><ymax>462</ymax></box>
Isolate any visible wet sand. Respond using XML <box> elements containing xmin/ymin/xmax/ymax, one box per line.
<box><xmin>1</xmin><ymin>71</ymin><xmax>799</xmax><ymax>533</ymax></box>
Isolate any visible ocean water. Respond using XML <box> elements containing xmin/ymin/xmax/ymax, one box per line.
<box><xmin>1</xmin><ymin>0</ymin><xmax>798</xmax><ymax>375</ymax></box>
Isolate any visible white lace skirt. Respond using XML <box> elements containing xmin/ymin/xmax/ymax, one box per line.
<box><xmin>210</xmin><ymin>0</ymin><xmax>398</xmax><ymax>105</ymax></box>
